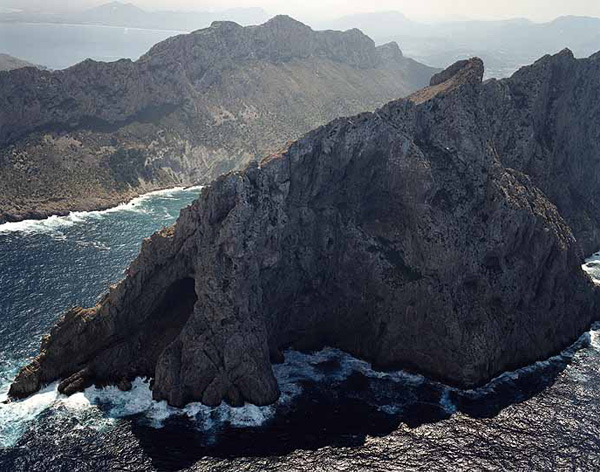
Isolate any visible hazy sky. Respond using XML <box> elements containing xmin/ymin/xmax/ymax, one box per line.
<box><xmin>3</xmin><ymin>0</ymin><xmax>600</xmax><ymax>22</ymax></box>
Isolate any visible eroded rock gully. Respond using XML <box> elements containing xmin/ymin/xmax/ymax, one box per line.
<box><xmin>10</xmin><ymin>53</ymin><xmax>600</xmax><ymax>407</ymax></box>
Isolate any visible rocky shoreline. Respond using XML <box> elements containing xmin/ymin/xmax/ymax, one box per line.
<box><xmin>10</xmin><ymin>54</ymin><xmax>600</xmax><ymax>407</ymax></box>
<box><xmin>0</xmin><ymin>182</ymin><xmax>201</xmax><ymax>226</ymax></box>
<box><xmin>0</xmin><ymin>189</ymin><xmax>143</xmax><ymax>225</ymax></box>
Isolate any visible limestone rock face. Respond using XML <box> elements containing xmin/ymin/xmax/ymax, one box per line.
<box><xmin>10</xmin><ymin>55</ymin><xmax>599</xmax><ymax>407</ymax></box>
<box><xmin>482</xmin><ymin>49</ymin><xmax>600</xmax><ymax>255</ymax></box>
<box><xmin>0</xmin><ymin>16</ymin><xmax>438</xmax><ymax>224</ymax></box>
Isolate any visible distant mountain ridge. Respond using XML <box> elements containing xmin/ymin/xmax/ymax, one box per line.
<box><xmin>0</xmin><ymin>16</ymin><xmax>438</xmax><ymax>223</ymax></box>
<box><xmin>316</xmin><ymin>13</ymin><xmax>600</xmax><ymax>78</ymax></box>
<box><xmin>6</xmin><ymin>3</ymin><xmax>598</xmax><ymax>78</ymax></box>
<box><xmin>0</xmin><ymin>2</ymin><xmax>270</xmax><ymax>31</ymax></box>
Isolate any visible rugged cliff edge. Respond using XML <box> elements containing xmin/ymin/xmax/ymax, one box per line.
<box><xmin>0</xmin><ymin>15</ymin><xmax>437</xmax><ymax>224</ymax></box>
<box><xmin>483</xmin><ymin>49</ymin><xmax>600</xmax><ymax>255</ymax></box>
<box><xmin>10</xmin><ymin>55</ymin><xmax>600</xmax><ymax>407</ymax></box>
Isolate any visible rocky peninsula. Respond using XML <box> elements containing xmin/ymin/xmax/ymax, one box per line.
<box><xmin>10</xmin><ymin>52</ymin><xmax>600</xmax><ymax>407</ymax></box>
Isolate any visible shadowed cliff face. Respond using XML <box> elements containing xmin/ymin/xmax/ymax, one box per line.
<box><xmin>483</xmin><ymin>49</ymin><xmax>600</xmax><ymax>255</ymax></box>
<box><xmin>10</xmin><ymin>54</ymin><xmax>600</xmax><ymax>407</ymax></box>
<box><xmin>0</xmin><ymin>15</ymin><xmax>438</xmax><ymax>224</ymax></box>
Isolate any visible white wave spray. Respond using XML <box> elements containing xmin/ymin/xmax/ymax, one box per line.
<box><xmin>0</xmin><ymin>186</ymin><xmax>203</xmax><ymax>235</ymax></box>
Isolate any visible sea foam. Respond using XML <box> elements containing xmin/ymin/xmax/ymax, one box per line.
<box><xmin>1</xmin><ymin>257</ymin><xmax>598</xmax><ymax>448</ymax></box>
<box><xmin>0</xmin><ymin>186</ymin><xmax>203</xmax><ymax>235</ymax></box>
<box><xmin>0</xmin><ymin>382</ymin><xmax>60</xmax><ymax>448</ymax></box>
<box><xmin>2</xmin><ymin>327</ymin><xmax>600</xmax><ymax>450</ymax></box>
<box><xmin>582</xmin><ymin>252</ymin><xmax>600</xmax><ymax>284</ymax></box>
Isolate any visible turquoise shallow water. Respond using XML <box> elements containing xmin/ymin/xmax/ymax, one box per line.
<box><xmin>1</xmin><ymin>187</ymin><xmax>600</xmax><ymax>471</ymax></box>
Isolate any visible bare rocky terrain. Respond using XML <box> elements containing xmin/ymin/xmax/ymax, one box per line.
<box><xmin>0</xmin><ymin>15</ymin><xmax>437</xmax><ymax>224</ymax></box>
<box><xmin>10</xmin><ymin>52</ymin><xmax>600</xmax><ymax>407</ymax></box>
<box><xmin>319</xmin><ymin>13</ymin><xmax>600</xmax><ymax>79</ymax></box>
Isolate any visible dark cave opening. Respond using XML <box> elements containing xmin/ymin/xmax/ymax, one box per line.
<box><xmin>55</xmin><ymin>278</ymin><xmax>200</xmax><ymax>394</ymax></box>
<box><xmin>135</xmin><ymin>277</ymin><xmax>198</xmax><ymax>374</ymax></box>
<box><xmin>154</xmin><ymin>277</ymin><xmax>198</xmax><ymax>321</ymax></box>
<box><xmin>151</xmin><ymin>276</ymin><xmax>198</xmax><ymax>338</ymax></box>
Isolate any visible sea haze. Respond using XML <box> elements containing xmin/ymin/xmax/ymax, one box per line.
<box><xmin>0</xmin><ymin>23</ymin><xmax>181</xmax><ymax>69</ymax></box>
<box><xmin>1</xmin><ymin>189</ymin><xmax>600</xmax><ymax>470</ymax></box>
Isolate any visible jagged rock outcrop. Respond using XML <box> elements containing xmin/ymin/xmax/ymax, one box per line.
<box><xmin>10</xmin><ymin>55</ymin><xmax>599</xmax><ymax>407</ymax></box>
<box><xmin>482</xmin><ymin>48</ymin><xmax>600</xmax><ymax>255</ymax></box>
<box><xmin>0</xmin><ymin>15</ymin><xmax>437</xmax><ymax>224</ymax></box>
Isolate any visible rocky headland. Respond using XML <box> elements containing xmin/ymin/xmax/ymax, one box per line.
<box><xmin>10</xmin><ymin>51</ymin><xmax>600</xmax><ymax>407</ymax></box>
<box><xmin>0</xmin><ymin>15</ymin><xmax>437</xmax><ymax>224</ymax></box>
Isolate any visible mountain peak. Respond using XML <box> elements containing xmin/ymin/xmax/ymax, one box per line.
<box><xmin>265</xmin><ymin>15</ymin><xmax>312</xmax><ymax>31</ymax></box>
<box><xmin>429</xmin><ymin>58</ymin><xmax>484</xmax><ymax>87</ymax></box>
<box><xmin>528</xmin><ymin>48</ymin><xmax>576</xmax><ymax>70</ymax></box>
<box><xmin>208</xmin><ymin>20</ymin><xmax>244</xmax><ymax>31</ymax></box>
<box><xmin>556</xmin><ymin>47</ymin><xmax>575</xmax><ymax>58</ymax></box>
<box><xmin>87</xmin><ymin>1</ymin><xmax>145</xmax><ymax>13</ymax></box>
<box><xmin>407</xmin><ymin>58</ymin><xmax>484</xmax><ymax>104</ymax></box>
<box><xmin>155</xmin><ymin>16</ymin><xmax>385</xmax><ymax>70</ymax></box>
<box><xmin>376</xmin><ymin>42</ymin><xmax>404</xmax><ymax>63</ymax></box>
<box><xmin>378</xmin><ymin>41</ymin><xmax>403</xmax><ymax>56</ymax></box>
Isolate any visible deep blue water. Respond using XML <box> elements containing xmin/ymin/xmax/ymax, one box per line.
<box><xmin>0</xmin><ymin>187</ymin><xmax>202</xmax><ymax>404</ymax></box>
<box><xmin>1</xmin><ymin>188</ymin><xmax>600</xmax><ymax>471</ymax></box>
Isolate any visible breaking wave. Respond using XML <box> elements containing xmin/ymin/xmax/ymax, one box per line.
<box><xmin>583</xmin><ymin>251</ymin><xmax>600</xmax><ymax>284</ymax></box>
<box><xmin>2</xmin><ymin>322</ymin><xmax>598</xmax><ymax>450</ymax></box>
<box><xmin>0</xmin><ymin>186</ymin><xmax>203</xmax><ymax>235</ymax></box>
<box><xmin>1</xmin><ymin>191</ymin><xmax>600</xmax><ymax>466</ymax></box>
<box><xmin>0</xmin><ymin>383</ymin><xmax>60</xmax><ymax>448</ymax></box>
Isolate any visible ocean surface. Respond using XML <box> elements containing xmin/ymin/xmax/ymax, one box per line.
<box><xmin>0</xmin><ymin>23</ymin><xmax>183</xmax><ymax>70</ymax></box>
<box><xmin>1</xmin><ymin>188</ymin><xmax>600</xmax><ymax>471</ymax></box>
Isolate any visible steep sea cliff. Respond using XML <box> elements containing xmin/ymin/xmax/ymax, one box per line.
<box><xmin>1</xmin><ymin>188</ymin><xmax>600</xmax><ymax>470</ymax></box>
<box><xmin>10</xmin><ymin>54</ymin><xmax>600</xmax><ymax>408</ymax></box>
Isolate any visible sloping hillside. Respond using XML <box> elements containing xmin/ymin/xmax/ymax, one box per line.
<box><xmin>0</xmin><ymin>16</ymin><xmax>438</xmax><ymax>223</ymax></box>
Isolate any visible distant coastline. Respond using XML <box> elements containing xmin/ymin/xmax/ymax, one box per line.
<box><xmin>0</xmin><ymin>183</ymin><xmax>203</xmax><ymax>229</ymax></box>
<box><xmin>0</xmin><ymin>20</ymin><xmax>188</xmax><ymax>34</ymax></box>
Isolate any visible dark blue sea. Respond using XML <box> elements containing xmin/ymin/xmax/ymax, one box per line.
<box><xmin>1</xmin><ymin>187</ymin><xmax>600</xmax><ymax>471</ymax></box>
